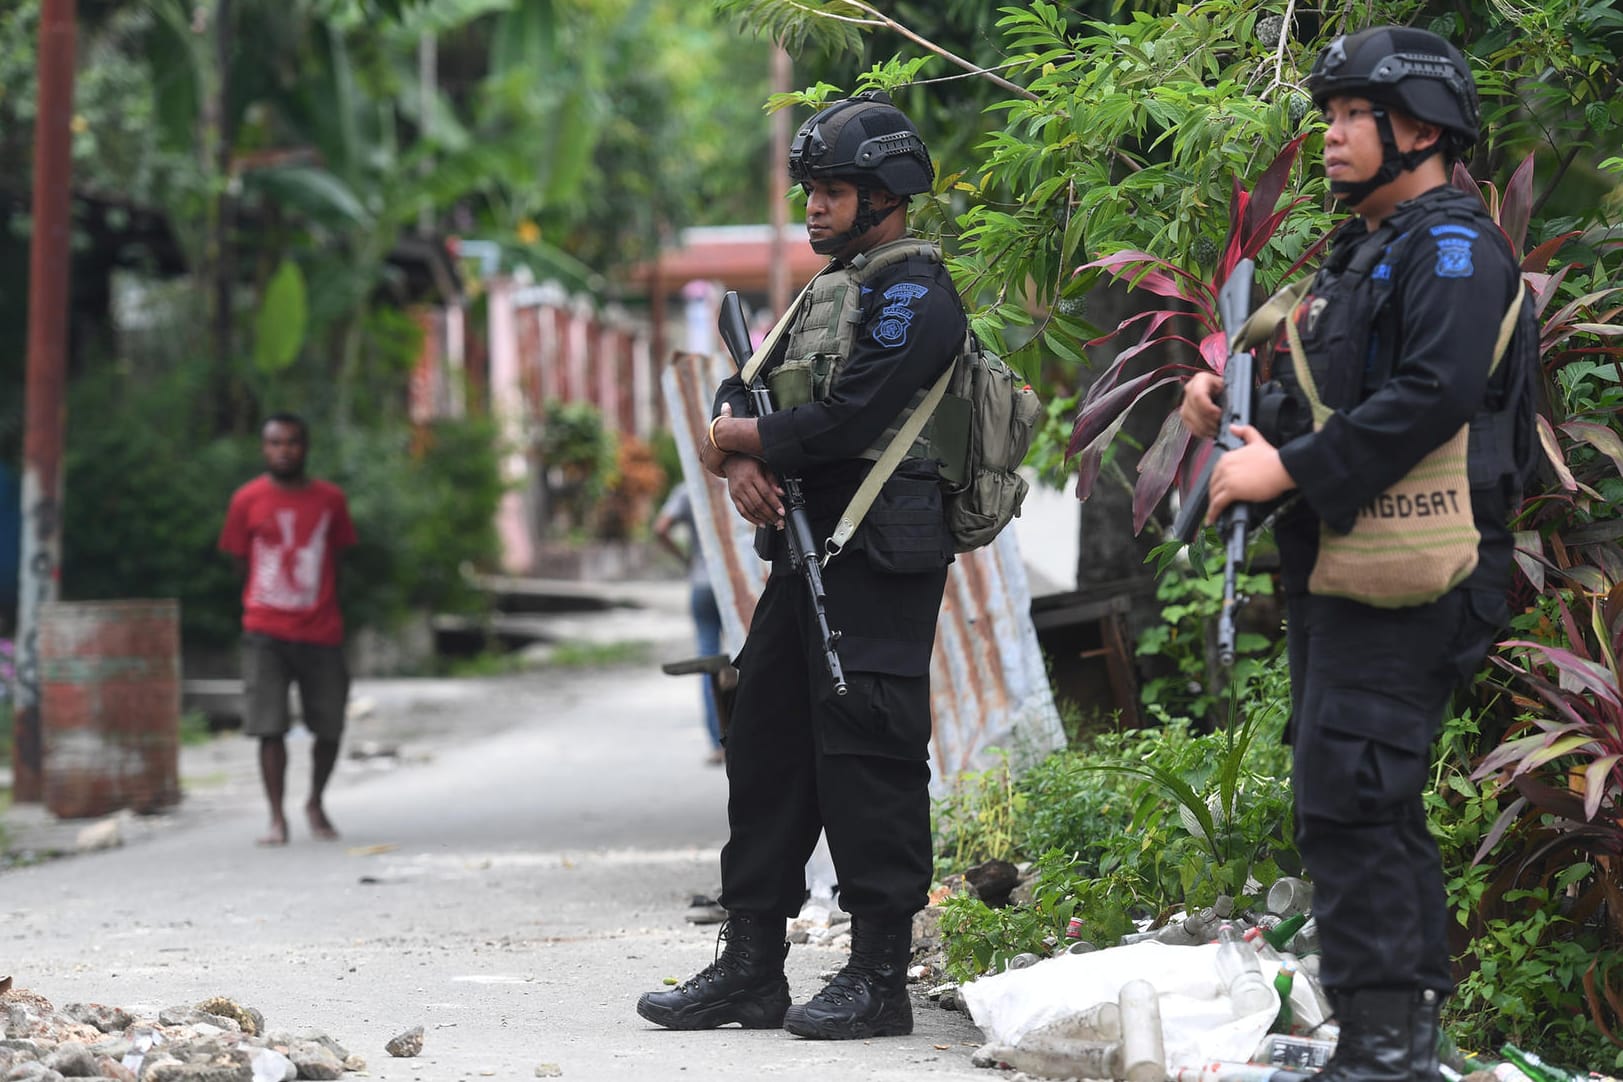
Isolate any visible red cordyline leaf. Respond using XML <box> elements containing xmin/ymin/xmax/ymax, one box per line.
<box><xmin>1077</xmin><ymin>332</ymin><xmax>1197</xmax><ymax>413</ymax></box>
<box><xmin>1067</xmin><ymin>367</ymin><xmax>1173</xmax><ymax>459</ymax></box>
<box><xmin>1198</xmin><ymin>330</ymin><xmax>1228</xmax><ymax>369</ymax></box>
<box><xmin>1450</xmin><ymin>161</ymin><xmax>1488</xmax><ymax>210</ymax></box>
<box><xmin>1086</xmin><ymin>307</ymin><xmax>1183</xmax><ymax>348</ymax></box>
<box><xmin>1500</xmin><ymin>639</ymin><xmax>1621</xmax><ymax>707</ymax></box>
<box><xmin>1524</xmin><ymin>232</ymin><xmax>1581</xmax><ymax>274</ymax></box>
<box><xmin>1068</xmin><ymin>374</ymin><xmax>1186</xmax><ymax>499</ymax></box>
<box><xmin>1583</xmin><ymin>755</ymin><xmax>1622</xmax><ymax>822</ymax></box>
<box><xmin>1243</xmin><ymin>198</ymin><xmax>1313</xmax><ymax>260</ymax></box>
<box><xmin>1532</xmin><ymin>265</ymin><xmax>1573</xmax><ymax>321</ymax></box>
<box><xmin>1077</xmin><ymin>250</ymin><xmax>1208</xmax><ymax>306</ymax></box>
<box><xmin>1474</xmin><ymin>726</ymin><xmax>1589</xmax><ymax>778</ymax></box>
<box><xmin>1218</xmin><ymin>175</ymin><xmax>1250</xmax><ymax>286</ymax></box>
<box><xmin>1488</xmin><ymin>658</ymin><xmax>1594</xmax><ymax>732</ymax></box>
<box><xmin>1244</xmin><ymin>133</ymin><xmax>1309</xmax><ymax>247</ymax></box>
<box><xmin>1500</xmin><ymin>155</ymin><xmax>1536</xmax><ymax>256</ymax></box>
<box><xmin>1074</xmin><ymin>443</ymin><xmax>1105</xmax><ymax>501</ymax></box>
<box><xmin>1561</xmin><ymin>420</ymin><xmax>1623</xmax><ymax>480</ymax></box>
<box><xmin>1134</xmin><ymin>410</ymin><xmax>1190</xmax><ymax>534</ymax></box>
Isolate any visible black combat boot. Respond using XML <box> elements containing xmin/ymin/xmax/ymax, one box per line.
<box><xmin>636</xmin><ymin>913</ymin><xmax>790</xmax><ymax>1030</ymax></box>
<box><xmin>1316</xmin><ymin>987</ymin><xmax>1415</xmax><ymax>1082</ymax></box>
<box><xmin>782</xmin><ymin>915</ymin><xmax>913</xmax><ymax>1039</ymax></box>
<box><xmin>1409</xmin><ymin>988</ymin><xmax>1444</xmax><ymax>1082</ymax></box>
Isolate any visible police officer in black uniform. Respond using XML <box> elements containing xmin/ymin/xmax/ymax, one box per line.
<box><xmin>1182</xmin><ymin>26</ymin><xmax>1537</xmax><ymax>1082</ymax></box>
<box><xmin>636</xmin><ymin>91</ymin><xmax>964</xmax><ymax>1041</ymax></box>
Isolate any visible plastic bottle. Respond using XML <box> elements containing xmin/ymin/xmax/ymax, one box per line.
<box><xmin>1119</xmin><ymin>979</ymin><xmax>1166</xmax><ymax>1082</ymax></box>
<box><xmin>1157</xmin><ymin>905</ymin><xmax>1221</xmax><ymax>945</ymax></box>
<box><xmin>1215</xmin><ymin>922</ymin><xmax>1275</xmax><ymax>1017</ymax></box>
<box><xmin>1286</xmin><ymin>916</ymin><xmax>1320</xmax><ymax>956</ymax></box>
<box><xmin>1269</xmin><ymin>961</ymin><xmax>1296</xmax><ymax>1034</ymax></box>
<box><xmin>1053</xmin><ymin>915</ymin><xmax>1095</xmax><ymax>956</ymax></box>
<box><xmin>1244</xmin><ymin>926</ymin><xmax>1284</xmax><ymax>962</ymax></box>
<box><xmin>1005</xmin><ymin>952</ymin><xmax>1041</xmax><ymax>971</ymax></box>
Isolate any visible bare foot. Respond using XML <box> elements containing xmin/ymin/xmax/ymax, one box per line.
<box><xmin>306</xmin><ymin>804</ymin><xmax>340</xmax><ymax>841</ymax></box>
<box><xmin>257</xmin><ymin>818</ymin><xmax>289</xmax><ymax>847</ymax></box>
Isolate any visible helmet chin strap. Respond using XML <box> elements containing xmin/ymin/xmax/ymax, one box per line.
<box><xmin>808</xmin><ymin>186</ymin><xmax>904</xmax><ymax>256</ymax></box>
<box><xmin>1330</xmin><ymin>108</ymin><xmax>1442</xmax><ymax>207</ymax></box>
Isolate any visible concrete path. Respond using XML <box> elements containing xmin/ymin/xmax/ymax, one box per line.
<box><xmin>0</xmin><ymin>582</ymin><xmax>988</xmax><ymax>1081</ymax></box>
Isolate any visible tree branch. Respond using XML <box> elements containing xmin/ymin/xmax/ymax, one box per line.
<box><xmin>804</xmin><ymin>0</ymin><xmax>1039</xmax><ymax>101</ymax></box>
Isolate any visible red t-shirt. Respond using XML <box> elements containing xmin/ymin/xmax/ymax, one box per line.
<box><xmin>218</xmin><ymin>476</ymin><xmax>358</xmax><ymax>646</ymax></box>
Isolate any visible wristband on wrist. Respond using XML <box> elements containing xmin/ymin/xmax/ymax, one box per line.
<box><xmin>707</xmin><ymin>415</ymin><xmax>724</xmax><ymax>451</ymax></box>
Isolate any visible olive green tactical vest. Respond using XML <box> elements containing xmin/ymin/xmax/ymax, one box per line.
<box><xmin>768</xmin><ymin>237</ymin><xmax>946</xmax><ymax>464</ymax></box>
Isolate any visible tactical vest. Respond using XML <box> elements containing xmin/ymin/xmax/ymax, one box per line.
<box><xmin>1281</xmin><ymin>195</ymin><xmax>1535</xmax><ymax>492</ymax></box>
<box><xmin>767</xmin><ymin>237</ymin><xmax>949</xmax><ymax>465</ymax></box>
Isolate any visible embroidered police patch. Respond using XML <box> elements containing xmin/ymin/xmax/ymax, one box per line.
<box><xmin>1429</xmin><ymin>223</ymin><xmax>1477</xmax><ymax>279</ymax></box>
<box><xmin>873</xmin><ymin>282</ymin><xmax>928</xmax><ymax>347</ymax></box>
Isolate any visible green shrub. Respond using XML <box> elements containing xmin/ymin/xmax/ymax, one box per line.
<box><xmin>932</xmin><ymin>649</ymin><xmax>1298</xmax><ymax>977</ymax></box>
<box><xmin>60</xmin><ymin>360</ymin><xmax>503</xmax><ymax>651</ymax></box>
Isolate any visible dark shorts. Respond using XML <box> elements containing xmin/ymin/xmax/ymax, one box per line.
<box><xmin>241</xmin><ymin>633</ymin><xmax>350</xmax><ymax>741</ymax></box>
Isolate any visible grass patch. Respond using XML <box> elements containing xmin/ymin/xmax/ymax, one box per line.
<box><xmin>546</xmin><ymin>640</ymin><xmax>652</xmax><ymax>668</ymax></box>
<box><xmin>179</xmin><ymin>710</ymin><xmax>215</xmax><ymax>746</ymax></box>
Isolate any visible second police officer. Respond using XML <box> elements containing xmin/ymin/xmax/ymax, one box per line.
<box><xmin>1182</xmin><ymin>25</ymin><xmax>1538</xmax><ymax>1082</ymax></box>
<box><xmin>637</xmin><ymin>91</ymin><xmax>966</xmax><ymax>1040</ymax></box>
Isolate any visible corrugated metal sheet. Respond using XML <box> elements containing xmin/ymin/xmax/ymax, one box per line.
<box><xmin>661</xmin><ymin>352</ymin><xmax>1064</xmax><ymax>791</ymax></box>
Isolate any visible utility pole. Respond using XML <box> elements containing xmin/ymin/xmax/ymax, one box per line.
<box><xmin>768</xmin><ymin>44</ymin><xmax>792</xmax><ymax>318</ymax></box>
<box><xmin>14</xmin><ymin>0</ymin><xmax>78</xmax><ymax>803</ymax></box>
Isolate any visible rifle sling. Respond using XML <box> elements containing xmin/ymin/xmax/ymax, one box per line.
<box><xmin>824</xmin><ymin>343</ymin><xmax>958</xmax><ymax>560</ymax></box>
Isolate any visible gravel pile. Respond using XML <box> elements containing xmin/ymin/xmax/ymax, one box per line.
<box><xmin>0</xmin><ymin>986</ymin><xmax>387</xmax><ymax>1082</ymax></box>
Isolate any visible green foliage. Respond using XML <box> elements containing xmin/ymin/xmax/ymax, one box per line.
<box><xmin>545</xmin><ymin>640</ymin><xmax>653</xmax><ymax>669</ymax></box>
<box><xmin>938</xmin><ymin>886</ymin><xmax>1054</xmax><ymax>979</ymax></box>
<box><xmin>60</xmin><ymin>364</ymin><xmax>259</xmax><ymax>647</ymax></box>
<box><xmin>931</xmin><ymin>653</ymin><xmax>1297</xmax><ymax>979</ymax></box>
<box><xmin>931</xmin><ymin>751</ymin><xmax>1024</xmax><ymax>876</ymax></box>
<box><xmin>329</xmin><ymin>417</ymin><xmax>505</xmax><ymax>632</ymax></box>
<box><xmin>1135</xmin><ymin>559</ymin><xmax>1276</xmax><ymax>725</ymax></box>
<box><xmin>1447</xmin><ymin>882</ymin><xmax>1623</xmax><ymax>1070</ymax></box>
<box><xmin>253</xmin><ymin>260</ymin><xmax>310</xmax><ymax>375</ymax></box>
<box><xmin>539</xmin><ymin>399</ymin><xmax>618</xmax><ymax>535</ymax></box>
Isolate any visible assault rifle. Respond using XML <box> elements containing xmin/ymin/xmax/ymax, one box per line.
<box><xmin>716</xmin><ymin>291</ymin><xmax>848</xmax><ymax>696</ymax></box>
<box><xmin>1170</xmin><ymin>258</ymin><xmax>1257</xmax><ymax>667</ymax></box>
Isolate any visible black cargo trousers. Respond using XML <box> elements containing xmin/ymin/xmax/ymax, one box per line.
<box><xmin>1287</xmin><ymin>586</ymin><xmax>1505</xmax><ymax>996</ymax></box>
<box><xmin>717</xmin><ymin>518</ymin><xmax>948</xmax><ymax>924</ymax></box>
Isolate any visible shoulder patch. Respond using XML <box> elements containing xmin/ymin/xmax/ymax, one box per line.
<box><xmin>873</xmin><ymin>282</ymin><xmax>929</xmax><ymax>348</ymax></box>
<box><xmin>1430</xmin><ymin>223</ymin><xmax>1476</xmax><ymax>279</ymax></box>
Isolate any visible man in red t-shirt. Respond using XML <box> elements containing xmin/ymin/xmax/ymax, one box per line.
<box><xmin>219</xmin><ymin>413</ymin><xmax>358</xmax><ymax>846</ymax></box>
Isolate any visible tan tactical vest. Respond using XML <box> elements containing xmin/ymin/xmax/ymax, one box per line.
<box><xmin>767</xmin><ymin>237</ymin><xmax>944</xmax><ymax>463</ymax></box>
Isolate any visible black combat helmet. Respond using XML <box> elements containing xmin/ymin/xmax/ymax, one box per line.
<box><xmin>788</xmin><ymin>90</ymin><xmax>934</xmax><ymax>196</ymax></box>
<box><xmin>1305</xmin><ymin>25</ymin><xmax>1480</xmax><ymax>204</ymax></box>
<box><xmin>1307</xmin><ymin>25</ymin><xmax>1480</xmax><ymax>146</ymax></box>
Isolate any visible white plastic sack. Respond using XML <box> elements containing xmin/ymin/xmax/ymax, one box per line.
<box><xmin>960</xmin><ymin>940</ymin><xmax>1323</xmax><ymax>1073</ymax></box>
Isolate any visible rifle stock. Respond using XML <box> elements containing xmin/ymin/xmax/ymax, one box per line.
<box><xmin>716</xmin><ymin>291</ymin><xmax>848</xmax><ymax>696</ymax></box>
<box><xmin>1172</xmin><ymin>260</ymin><xmax>1258</xmax><ymax>667</ymax></box>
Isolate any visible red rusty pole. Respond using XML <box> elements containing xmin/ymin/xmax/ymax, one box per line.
<box><xmin>13</xmin><ymin>0</ymin><xmax>78</xmax><ymax>804</ymax></box>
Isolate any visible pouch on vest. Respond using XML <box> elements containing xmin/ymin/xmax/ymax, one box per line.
<box><xmin>766</xmin><ymin>353</ymin><xmax>835</xmax><ymax>410</ymax></box>
<box><xmin>1282</xmin><ymin>282</ymin><xmax>1524</xmax><ymax>608</ymax></box>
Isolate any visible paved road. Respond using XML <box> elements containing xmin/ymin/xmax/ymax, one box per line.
<box><xmin>0</xmin><ymin>597</ymin><xmax>988</xmax><ymax>1081</ymax></box>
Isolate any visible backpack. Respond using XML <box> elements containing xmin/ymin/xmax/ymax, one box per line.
<box><xmin>933</xmin><ymin>333</ymin><xmax>1042</xmax><ymax>552</ymax></box>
